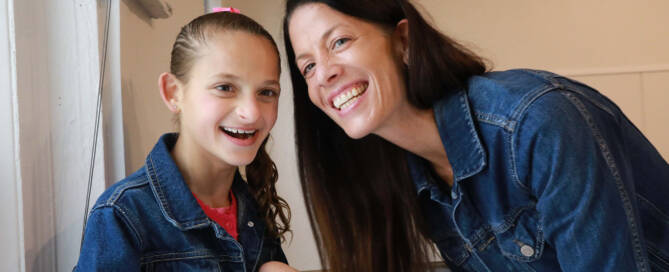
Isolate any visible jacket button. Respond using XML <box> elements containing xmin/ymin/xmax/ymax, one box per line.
<box><xmin>520</xmin><ymin>245</ymin><xmax>535</xmax><ymax>257</ymax></box>
<box><xmin>247</xmin><ymin>221</ymin><xmax>254</xmax><ymax>227</ymax></box>
<box><xmin>451</xmin><ymin>191</ymin><xmax>458</xmax><ymax>199</ymax></box>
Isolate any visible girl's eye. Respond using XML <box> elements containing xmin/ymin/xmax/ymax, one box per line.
<box><xmin>302</xmin><ymin>63</ymin><xmax>315</xmax><ymax>76</ymax></box>
<box><xmin>215</xmin><ymin>84</ymin><xmax>232</xmax><ymax>92</ymax></box>
<box><xmin>332</xmin><ymin>38</ymin><xmax>350</xmax><ymax>50</ymax></box>
<box><xmin>259</xmin><ymin>89</ymin><xmax>278</xmax><ymax>97</ymax></box>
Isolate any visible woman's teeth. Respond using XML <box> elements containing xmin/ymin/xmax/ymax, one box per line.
<box><xmin>333</xmin><ymin>83</ymin><xmax>367</xmax><ymax>110</ymax></box>
<box><xmin>221</xmin><ymin>127</ymin><xmax>257</xmax><ymax>139</ymax></box>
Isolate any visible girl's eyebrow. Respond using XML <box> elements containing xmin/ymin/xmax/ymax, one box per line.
<box><xmin>209</xmin><ymin>73</ymin><xmax>240</xmax><ymax>81</ymax></box>
<box><xmin>209</xmin><ymin>73</ymin><xmax>279</xmax><ymax>87</ymax></box>
<box><xmin>262</xmin><ymin>79</ymin><xmax>280</xmax><ymax>87</ymax></box>
<box><xmin>295</xmin><ymin>23</ymin><xmax>344</xmax><ymax>63</ymax></box>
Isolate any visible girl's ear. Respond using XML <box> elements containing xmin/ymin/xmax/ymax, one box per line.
<box><xmin>158</xmin><ymin>72</ymin><xmax>182</xmax><ymax>113</ymax></box>
<box><xmin>394</xmin><ymin>19</ymin><xmax>410</xmax><ymax>65</ymax></box>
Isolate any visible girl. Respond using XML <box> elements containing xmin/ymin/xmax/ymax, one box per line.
<box><xmin>283</xmin><ymin>0</ymin><xmax>669</xmax><ymax>271</ymax></box>
<box><xmin>76</xmin><ymin>11</ymin><xmax>292</xmax><ymax>271</ymax></box>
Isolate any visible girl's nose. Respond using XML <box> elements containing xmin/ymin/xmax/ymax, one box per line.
<box><xmin>236</xmin><ymin>95</ymin><xmax>260</xmax><ymax>123</ymax></box>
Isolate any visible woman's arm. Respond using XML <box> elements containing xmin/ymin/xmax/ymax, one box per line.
<box><xmin>259</xmin><ymin>261</ymin><xmax>299</xmax><ymax>272</ymax></box>
<box><xmin>516</xmin><ymin>90</ymin><xmax>651</xmax><ymax>271</ymax></box>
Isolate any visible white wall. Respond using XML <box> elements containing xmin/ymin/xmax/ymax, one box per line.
<box><xmin>6</xmin><ymin>0</ymin><xmax>108</xmax><ymax>271</ymax></box>
<box><xmin>0</xmin><ymin>1</ymin><xmax>24</xmax><ymax>271</ymax></box>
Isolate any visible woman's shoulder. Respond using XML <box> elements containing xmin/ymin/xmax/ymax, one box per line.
<box><xmin>465</xmin><ymin>69</ymin><xmax>563</xmax><ymax>116</ymax></box>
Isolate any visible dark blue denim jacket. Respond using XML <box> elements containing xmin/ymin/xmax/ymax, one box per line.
<box><xmin>408</xmin><ymin>69</ymin><xmax>669</xmax><ymax>271</ymax></box>
<box><xmin>75</xmin><ymin>133</ymin><xmax>286</xmax><ymax>271</ymax></box>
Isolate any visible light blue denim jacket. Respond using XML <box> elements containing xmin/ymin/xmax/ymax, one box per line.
<box><xmin>75</xmin><ymin>133</ymin><xmax>287</xmax><ymax>271</ymax></box>
<box><xmin>408</xmin><ymin>69</ymin><xmax>669</xmax><ymax>271</ymax></box>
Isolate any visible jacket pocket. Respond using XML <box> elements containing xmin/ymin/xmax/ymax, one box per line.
<box><xmin>493</xmin><ymin>208</ymin><xmax>544</xmax><ymax>262</ymax></box>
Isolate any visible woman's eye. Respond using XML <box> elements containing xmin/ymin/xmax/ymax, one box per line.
<box><xmin>332</xmin><ymin>38</ymin><xmax>350</xmax><ymax>50</ymax></box>
<box><xmin>302</xmin><ymin>63</ymin><xmax>315</xmax><ymax>76</ymax></box>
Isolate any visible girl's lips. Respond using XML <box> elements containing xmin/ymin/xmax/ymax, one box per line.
<box><xmin>219</xmin><ymin>126</ymin><xmax>259</xmax><ymax>146</ymax></box>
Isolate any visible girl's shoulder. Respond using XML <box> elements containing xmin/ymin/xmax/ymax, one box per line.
<box><xmin>90</xmin><ymin>166</ymin><xmax>153</xmax><ymax>212</ymax></box>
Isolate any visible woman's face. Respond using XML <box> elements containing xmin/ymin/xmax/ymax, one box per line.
<box><xmin>177</xmin><ymin>30</ymin><xmax>280</xmax><ymax>166</ymax></box>
<box><xmin>288</xmin><ymin>3</ymin><xmax>409</xmax><ymax>139</ymax></box>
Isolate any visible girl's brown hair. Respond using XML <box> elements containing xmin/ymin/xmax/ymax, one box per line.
<box><xmin>170</xmin><ymin>11</ymin><xmax>290</xmax><ymax>240</ymax></box>
<box><xmin>284</xmin><ymin>0</ymin><xmax>486</xmax><ymax>271</ymax></box>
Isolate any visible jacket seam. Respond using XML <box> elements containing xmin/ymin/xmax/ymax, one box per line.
<box><xmin>103</xmin><ymin>178</ymin><xmax>150</xmax><ymax>206</ymax></box>
<box><xmin>91</xmin><ymin>204</ymin><xmax>144</xmax><ymax>249</ymax></box>
<box><xmin>562</xmin><ymin>91</ymin><xmax>649</xmax><ymax>272</ymax></box>
<box><xmin>636</xmin><ymin>194</ymin><xmax>669</xmax><ymax>222</ymax></box>
<box><xmin>508</xmin><ymin>86</ymin><xmax>559</xmax><ymax>192</ymax></box>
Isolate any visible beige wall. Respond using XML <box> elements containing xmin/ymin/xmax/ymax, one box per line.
<box><xmin>417</xmin><ymin>0</ymin><xmax>669</xmax><ymax>160</ymax></box>
<box><xmin>120</xmin><ymin>0</ymin><xmax>202</xmax><ymax>173</ymax></box>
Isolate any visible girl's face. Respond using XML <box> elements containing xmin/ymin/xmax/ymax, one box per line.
<box><xmin>176</xmin><ymin>30</ymin><xmax>280</xmax><ymax>166</ymax></box>
<box><xmin>288</xmin><ymin>3</ymin><xmax>409</xmax><ymax>139</ymax></box>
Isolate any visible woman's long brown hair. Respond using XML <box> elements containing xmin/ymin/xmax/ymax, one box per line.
<box><xmin>284</xmin><ymin>0</ymin><xmax>487</xmax><ymax>270</ymax></box>
<box><xmin>170</xmin><ymin>12</ymin><xmax>290</xmax><ymax>240</ymax></box>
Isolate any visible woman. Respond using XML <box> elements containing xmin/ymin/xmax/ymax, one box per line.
<box><xmin>283</xmin><ymin>0</ymin><xmax>669</xmax><ymax>271</ymax></box>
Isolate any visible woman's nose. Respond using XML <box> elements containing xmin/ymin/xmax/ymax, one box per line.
<box><xmin>316</xmin><ymin>62</ymin><xmax>343</xmax><ymax>88</ymax></box>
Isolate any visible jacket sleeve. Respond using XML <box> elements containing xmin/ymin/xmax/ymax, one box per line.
<box><xmin>74</xmin><ymin>205</ymin><xmax>142</xmax><ymax>271</ymax></box>
<box><xmin>515</xmin><ymin>90</ymin><xmax>650</xmax><ymax>271</ymax></box>
<box><xmin>268</xmin><ymin>237</ymin><xmax>288</xmax><ymax>264</ymax></box>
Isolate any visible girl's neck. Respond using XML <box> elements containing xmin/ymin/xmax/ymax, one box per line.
<box><xmin>172</xmin><ymin>133</ymin><xmax>236</xmax><ymax>207</ymax></box>
<box><xmin>375</xmin><ymin>103</ymin><xmax>454</xmax><ymax>186</ymax></box>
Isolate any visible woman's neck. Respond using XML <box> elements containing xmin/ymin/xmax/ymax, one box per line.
<box><xmin>375</xmin><ymin>103</ymin><xmax>454</xmax><ymax>186</ymax></box>
<box><xmin>172</xmin><ymin>133</ymin><xmax>236</xmax><ymax>207</ymax></box>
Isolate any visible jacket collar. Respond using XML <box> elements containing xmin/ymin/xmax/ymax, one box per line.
<box><xmin>409</xmin><ymin>90</ymin><xmax>487</xmax><ymax>193</ymax></box>
<box><xmin>144</xmin><ymin>133</ymin><xmax>264</xmax><ymax>238</ymax></box>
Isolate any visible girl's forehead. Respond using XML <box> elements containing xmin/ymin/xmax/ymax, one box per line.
<box><xmin>190</xmin><ymin>31</ymin><xmax>279</xmax><ymax>82</ymax></box>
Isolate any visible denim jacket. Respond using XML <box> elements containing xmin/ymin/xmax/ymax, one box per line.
<box><xmin>408</xmin><ymin>69</ymin><xmax>669</xmax><ymax>271</ymax></box>
<box><xmin>75</xmin><ymin>133</ymin><xmax>287</xmax><ymax>271</ymax></box>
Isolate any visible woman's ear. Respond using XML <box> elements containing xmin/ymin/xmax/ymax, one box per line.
<box><xmin>394</xmin><ymin>19</ymin><xmax>409</xmax><ymax>65</ymax></box>
<box><xmin>158</xmin><ymin>72</ymin><xmax>182</xmax><ymax>113</ymax></box>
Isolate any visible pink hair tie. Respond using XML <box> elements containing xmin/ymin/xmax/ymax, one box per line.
<box><xmin>211</xmin><ymin>7</ymin><xmax>241</xmax><ymax>14</ymax></box>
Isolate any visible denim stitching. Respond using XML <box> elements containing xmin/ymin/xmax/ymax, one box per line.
<box><xmin>457</xmin><ymin>93</ymin><xmax>487</xmax><ymax>181</ymax></box>
<box><xmin>475</xmin><ymin>112</ymin><xmax>512</xmax><ymax>131</ymax></box>
<box><xmin>508</xmin><ymin>86</ymin><xmax>557</xmax><ymax>192</ymax></box>
<box><xmin>636</xmin><ymin>194</ymin><xmax>669</xmax><ymax>222</ymax></box>
<box><xmin>105</xmin><ymin>178</ymin><xmax>149</xmax><ymax>206</ymax></box>
<box><xmin>140</xmin><ymin>253</ymin><xmax>243</xmax><ymax>265</ymax></box>
<box><xmin>647</xmin><ymin>245</ymin><xmax>669</xmax><ymax>268</ymax></box>
<box><xmin>146</xmin><ymin>156</ymin><xmax>182</xmax><ymax>230</ymax></box>
<box><xmin>251</xmin><ymin>232</ymin><xmax>266</xmax><ymax>272</ymax></box>
<box><xmin>90</xmin><ymin>204</ymin><xmax>144</xmax><ymax>249</ymax></box>
<box><xmin>563</xmin><ymin>91</ymin><xmax>649</xmax><ymax>272</ymax></box>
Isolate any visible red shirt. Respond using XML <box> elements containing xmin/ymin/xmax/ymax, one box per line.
<box><xmin>194</xmin><ymin>192</ymin><xmax>238</xmax><ymax>240</ymax></box>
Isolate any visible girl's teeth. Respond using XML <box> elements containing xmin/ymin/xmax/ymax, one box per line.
<box><xmin>223</xmin><ymin>127</ymin><xmax>255</xmax><ymax>134</ymax></box>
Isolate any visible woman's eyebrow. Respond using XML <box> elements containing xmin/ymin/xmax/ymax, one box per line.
<box><xmin>295</xmin><ymin>23</ymin><xmax>344</xmax><ymax>62</ymax></box>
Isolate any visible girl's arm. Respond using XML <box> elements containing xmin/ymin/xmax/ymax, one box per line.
<box><xmin>516</xmin><ymin>90</ymin><xmax>652</xmax><ymax>271</ymax></box>
<box><xmin>75</xmin><ymin>206</ymin><xmax>142</xmax><ymax>271</ymax></box>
